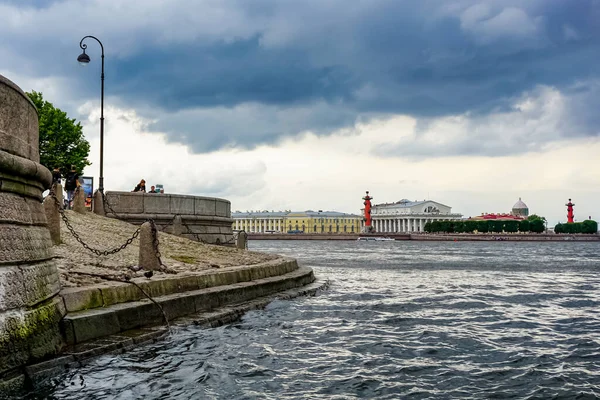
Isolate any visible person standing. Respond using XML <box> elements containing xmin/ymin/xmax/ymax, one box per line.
<box><xmin>64</xmin><ymin>165</ymin><xmax>79</xmax><ymax>209</ymax></box>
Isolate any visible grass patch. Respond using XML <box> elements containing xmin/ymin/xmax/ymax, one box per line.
<box><xmin>172</xmin><ymin>255</ymin><xmax>197</xmax><ymax>264</ymax></box>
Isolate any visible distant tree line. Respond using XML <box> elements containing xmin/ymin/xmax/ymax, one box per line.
<box><xmin>424</xmin><ymin>215</ymin><xmax>546</xmax><ymax>234</ymax></box>
<box><xmin>554</xmin><ymin>220</ymin><xmax>598</xmax><ymax>234</ymax></box>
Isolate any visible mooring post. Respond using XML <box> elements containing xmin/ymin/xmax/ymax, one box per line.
<box><xmin>43</xmin><ymin>196</ymin><xmax>61</xmax><ymax>245</ymax></box>
<box><xmin>139</xmin><ymin>221</ymin><xmax>161</xmax><ymax>270</ymax></box>
<box><xmin>93</xmin><ymin>190</ymin><xmax>105</xmax><ymax>216</ymax></box>
<box><xmin>172</xmin><ymin>215</ymin><xmax>182</xmax><ymax>236</ymax></box>
<box><xmin>73</xmin><ymin>188</ymin><xmax>87</xmax><ymax>213</ymax></box>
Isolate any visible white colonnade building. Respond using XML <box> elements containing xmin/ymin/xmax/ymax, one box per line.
<box><xmin>232</xmin><ymin>211</ymin><xmax>288</xmax><ymax>233</ymax></box>
<box><xmin>367</xmin><ymin>199</ymin><xmax>462</xmax><ymax>233</ymax></box>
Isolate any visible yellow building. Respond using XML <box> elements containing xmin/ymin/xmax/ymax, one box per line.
<box><xmin>232</xmin><ymin>210</ymin><xmax>362</xmax><ymax>234</ymax></box>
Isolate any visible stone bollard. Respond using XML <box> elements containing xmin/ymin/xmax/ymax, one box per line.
<box><xmin>53</xmin><ymin>182</ymin><xmax>64</xmax><ymax>207</ymax></box>
<box><xmin>73</xmin><ymin>188</ymin><xmax>87</xmax><ymax>213</ymax></box>
<box><xmin>0</xmin><ymin>74</ymin><xmax>64</xmax><ymax>382</ymax></box>
<box><xmin>43</xmin><ymin>196</ymin><xmax>61</xmax><ymax>245</ymax></box>
<box><xmin>139</xmin><ymin>221</ymin><xmax>161</xmax><ymax>270</ymax></box>
<box><xmin>93</xmin><ymin>190</ymin><xmax>105</xmax><ymax>216</ymax></box>
<box><xmin>236</xmin><ymin>231</ymin><xmax>248</xmax><ymax>249</ymax></box>
<box><xmin>172</xmin><ymin>215</ymin><xmax>182</xmax><ymax>236</ymax></box>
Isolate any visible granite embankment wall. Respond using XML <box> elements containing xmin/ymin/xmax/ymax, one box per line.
<box><xmin>248</xmin><ymin>233</ymin><xmax>600</xmax><ymax>241</ymax></box>
<box><xmin>105</xmin><ymin>192</ymin><xmax>234</xmax><ymax>245</ymax></box>
<box><xmin>0</xmin><ymin>75</ymin><xmax>65</xmax><ymax>382</ymax></box>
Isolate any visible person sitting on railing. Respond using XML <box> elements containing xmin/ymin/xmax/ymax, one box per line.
<box><xmin>132</xmin><ymin>179</ymin><xmax>146</xmax><ymax>192</ymax></box>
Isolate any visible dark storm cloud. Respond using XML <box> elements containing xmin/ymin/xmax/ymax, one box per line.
<box><xmin>1</xmin><ymin>0</ymin><xmax>599</xmax><ymax>154</ymax></box>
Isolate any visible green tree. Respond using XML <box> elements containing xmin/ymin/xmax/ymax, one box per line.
<box><xmin>26</xmin><ymin>91</ymin><xmax>91</xmax><ymax>174</ymax></box>
<box><xmin>530</xmin><ymin>219</ymin><xmax>545</xmax><ymax>233</ymax></box>
<box><xmin>527</xmin><ymin>214</ymin><xmax>547</xmax><ymax>224</ymax></box>
<box><xmin>504</xmin><ymin>220</ymin><xmax>519</xmax><ymax>233</ymax></box>
<box><xmin>424</xmin><ymin>221</ymin><xmax>432</xmax><ymax>233</ymax></box>
<box><xmin>554</xmin><ymin>223</ymin><xmax>563</xmax><ymax>233</ymax></box>
<box><xmin>582</xmin><ymin>220</ymin><xmax>598</xmax><ymax>234</ymax></box>
<box><xmin>477</xmin><ymin>220</ymin><xmax>489</xmax><ymax>233</ymax></box>
<box><xmin>519</xmin><ymin>220</ymin><xmax>530</xmax><ymax>232</ymax></box>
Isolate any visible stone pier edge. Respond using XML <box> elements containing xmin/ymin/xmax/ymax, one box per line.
<box><xmin>60</xmin><ymin>256</ymin><xmax>299</xmax><ymax>313</ymax></box>
<box><xmin>2</xmin><ymin>276</ymin><xmax>329</xmax><ymax>396</ymax></box>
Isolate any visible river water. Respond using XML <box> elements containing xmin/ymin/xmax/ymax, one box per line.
<box><xmin>27</xmin><ymin>241</ymin><xmax>600</xmax><ymax>399</ymax></box>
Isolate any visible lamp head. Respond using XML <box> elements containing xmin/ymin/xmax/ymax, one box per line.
<box><xmin>77</xmin><ymin>51</ymin><xmax>90</xmax><ymax>65</ymax></box>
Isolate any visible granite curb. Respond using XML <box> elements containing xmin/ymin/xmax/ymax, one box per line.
<box><xmin>60</xmin><ymin>256</ymin><xmax>298</xmax><ymax>313</ymax></box>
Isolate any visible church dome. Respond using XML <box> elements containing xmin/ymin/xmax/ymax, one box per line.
<box><xmin>512</xmin><ymin>197</ymin><xmax>529</xmax><ymax>217</ymax></box>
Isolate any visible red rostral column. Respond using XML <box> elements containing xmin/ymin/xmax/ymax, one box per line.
<box><xmin>566</xmin><ymin>198</ymin><xmax>575</xmax><ymax>223</ymax></box>
<box><xmin>363</xmin><ymin>191</ymin><xmax>373</xmax><ymax>231</ymax></box>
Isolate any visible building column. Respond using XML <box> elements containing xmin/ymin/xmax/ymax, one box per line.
<box><xmin>419</xmin><ymin>219</ymin><xmax>424</xmax><ymax>232</ymax></box>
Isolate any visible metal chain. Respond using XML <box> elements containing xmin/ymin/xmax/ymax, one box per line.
<box><xmin>50</xmin><ymin>189</ymin><xmax>142</xmax><ymax>256</ymax></box>
<box><xmin>149</xmin><ymin>220</ymin><xmax>165</xmax><ymax>267</ymax></box>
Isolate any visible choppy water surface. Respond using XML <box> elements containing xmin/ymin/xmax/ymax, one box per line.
<box><xmin>30</xmin><ymin>241</ymin><xmax>600</xmax><ymax>399</ymax></box>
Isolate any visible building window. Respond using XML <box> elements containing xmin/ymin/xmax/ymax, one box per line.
<box><xmin>351</xmin><ymin>225</ymin><xmax>354</xmax><ymax>232</ymax></box>
<box><xmin>344</xmin><ymin>226</ymin><xmax>347</xmax><ymax>232</ymax></box>
<box><xmin>329</xmin><ymin>225</ymin><xmax>332</xmax><ymax>233</ymax></box>
<box><xmin>314</xmin><ymin>225</ymin><xmax>317</xmax><ymax>232</ymax></box>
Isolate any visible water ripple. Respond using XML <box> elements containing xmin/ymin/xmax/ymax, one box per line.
<box><xmin>22</xmin><ymin>241</ymin><xmax>600</xmax><ymax>399</ymax></box>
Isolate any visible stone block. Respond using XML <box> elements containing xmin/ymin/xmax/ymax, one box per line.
<box><xmin>0</xmin><ymin>191</ymin><xmax>32</xmax><ymax>224</ymax></box>
<box><xmin>100</xmin><ymin>283</ymin><xmax>143</xmax><ymax>307</ymax></box>
<box><xmin>0</xmin><ymin>266</ymin><xmax>24</xmax><ymax>311</ymax></box>
<box><xmin>28</xmin><ymin>196</ymin><xmax>48</xmax><ymax>226</ymax></box>
<box><xmin>215</xmin><ymin>199</ymin><xmax>230</xmax><ymax>217</ymax></box>
<box><xmin>170</xmin><ymin>195</ymin><xmax>195</xmax><ymax>214</ymax></box>
<box><xmin>113</xmin><ymin>301</ymin><xmax>164</xmax><ymax>331</ymax></box>
<box><xmin>139</xmin><ymin>222</ymin><xmax>161</xmax><ymax>271</ymax></box>
<box><xmin>141</xmin><ymin>275</ymin><xmax>200</xmax><ymax>298</ymax></box>
<box><xmin>193</xmin><ymin>290</ymin><xmax>221</xmax><ymax>312</ymax></box>
<box><xmin>158</xmin><ymin>293</ymin><xmax>197</xmax><ymax>320</ymax></box>
<box><xmin>143</xmin><ymin>194</ymin><xmax>171</xmax><ymax>214</ymax></box>
<box><xmin>172</xmin><ymin>215</ymin><xmax>182</xmax><ymax>236</ymax></box>
<box><xmin>44</xmin><ymin>196</ymin><xmax>60</xmax><ymax>245</ymax></box>
<box><xmin>0</xmin><ymin>224</ymin><xmax>53</xmax><ymax>263</ymax></box>
<box><xmin>19</xmin><ymin>262</ymin><xmax>61</xmax><ymax>306</ymax></box>
<box><xmin>72</xmin><ymin>188</ymin><xmax>86</xmax><ymax>213</ymax></box>
<box><xmin>66</xmin><ymin>308</ymin><xmax>121</xmax><ymax>344</ymax></box>
<box><xmin>61</xmin><ymin>287</ymin><xmax>104</xmax><ymax>312</ymax></box>
<box><xmin>106</xmin><ymin>192</ymin><xmax>144</xmax><ymax>214</ymax></box>
<box><xmin>92</xmin><ymin>190</ymin><xmax>105</xmax><ymax>216</ymax></box>
<box><xmin>195</xmin><ymin>198</ymin><xmax>216</xmax><ymax>216</ymax></box>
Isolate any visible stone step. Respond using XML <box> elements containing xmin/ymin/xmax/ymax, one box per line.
<box><xmin>60</xmin><ymin>257</ymin><xmax>298</xmax><ymax>313</ymax></box>
<box><xmin>60</xmin><ymin>266</ymin><xmax>315</xmax><ymax>345</ymax></box>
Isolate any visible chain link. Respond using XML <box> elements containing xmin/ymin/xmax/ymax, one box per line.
<box><xmin>149</xmin><ymin>219</ymin><xmax>167</xmax><ymax>269</ymax></box>
<box><xmin>50</xmin><ymin>188</ymin><xmax>142</xmax><ymax>256</ymax></box>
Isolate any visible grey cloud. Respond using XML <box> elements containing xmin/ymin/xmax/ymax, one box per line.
<box><xmin>1</xmin><ymin>0</ymin><xmax>598</xmax><ymax>155</ymax></box>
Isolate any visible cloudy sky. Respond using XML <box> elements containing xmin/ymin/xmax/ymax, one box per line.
<box><xmin>2</xmin><ymin>0</ymin><xmax>599</xmax><ymax>225</ymax></box>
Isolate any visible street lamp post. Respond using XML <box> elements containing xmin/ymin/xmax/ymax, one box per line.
<box><xmin>77</xmin><ymin>35</ymin><xmax>105</xmax><ymax>193</ymax></box>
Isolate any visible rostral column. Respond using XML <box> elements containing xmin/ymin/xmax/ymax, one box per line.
<box><xmin>363</xmin><ymin>191</ymin><xmax>373</xmax><ymax>232</ymax></box>
<box><xmin>566</xmin><ymin>198</ymin><xmax>575</xmax><ymax>223</ymax></box>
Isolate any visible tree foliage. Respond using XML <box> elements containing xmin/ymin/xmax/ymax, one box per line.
<box><xmin>27</xmin><ymin>91</ymin><xmax>91</xmax><ymax>174</ymax></box>
<box><xmin>555</xmin><ymin>220</ymin><xmax>598</xmax><ymax>234</ymax></box>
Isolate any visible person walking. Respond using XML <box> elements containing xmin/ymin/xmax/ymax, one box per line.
<box><xmin>64</xmin><ymin>165</ymin><xmax>79</xmax><ymax>209</ymax></box>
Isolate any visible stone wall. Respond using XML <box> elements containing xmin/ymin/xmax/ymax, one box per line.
<box><xmin>0</xmin><ymin>75</ymin><xmax>65</xmax><ymax>382</ymax></box>
<box><xmin>105</xmin><ymin>191</ymin><xmax>234</xmax><ymax>244</ymax></box>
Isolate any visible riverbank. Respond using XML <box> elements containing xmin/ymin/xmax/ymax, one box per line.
<box><xmin>1</xmin><ymin>211</ymin><xmax>320</xmax><ymax>395</ymax></box>
<box><xmin>248</xmin><ymin>233</ymin><xmax>600</xmax><ymax>241</ymax></box>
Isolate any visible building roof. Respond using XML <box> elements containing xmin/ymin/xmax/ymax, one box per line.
<box><xmin>512</xmin><ymin>197</ymin><xmax>528</xmax><ymax>210</ymax></box>
<box><xmin>373</xmin><ymin>199</ymin><xmax>451</xmax><ymax>209</ymax></box>
<box><xmin>232</xmin><ymin>210</ymin><xmax>361</xmax><ymax>218</ymax></box>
